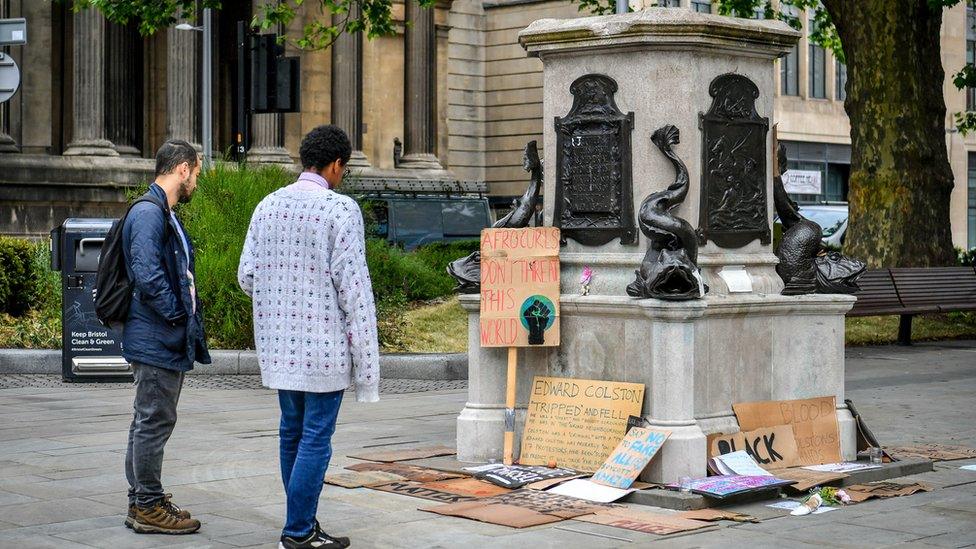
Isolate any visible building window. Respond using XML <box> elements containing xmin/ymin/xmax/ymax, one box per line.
<box><xmin>691</xmin><ymin>0</ymin><xmax>712</xmax><ymax>13</ymax></box>
<box><xmin>781</xmin><ymin>47</ymin><xmax>799</xmax><ymax>96</ymax></box>
<box><xmin>808</xmin><ymin>14</ymin><xmax>826</xmax><ymax>99</ymax></box>
<box><xmin>969</xmin><ymin>153</ymin><xmax>976</xmax><ymax>248</ymax></box>
<box><xmin>968</xmin><ymin>40</ymin><xmax>976</xmax><ymax>110</ymax></box>
<box><xmin>657</xmin><ymin>0</ymin><xmax>681</xmax><ymax>6</ymax></box>
<box><xmin>835</xmin><ymin>60</ymin><xmax>847</xmax><ymax>101</ymax></box>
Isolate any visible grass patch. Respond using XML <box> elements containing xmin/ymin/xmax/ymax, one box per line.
<box><xmin>846</xmin><ymin>312</ymin><xmax>976</xmax><ymax>346</ymax></box>
<box><xmin>385</xmin><ymin>297</ymin><xmax>468</xmax><ymax>354</ymax></box>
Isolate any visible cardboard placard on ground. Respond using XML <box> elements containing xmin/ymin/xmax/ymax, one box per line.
<box><xmin>420</xmin><ymin>488</ymin><xmax>612</xmax><ymax>529</ymax></box>
<box><xmin>591</xmin><ymin>427</ymin><xmax>670</xmax><ymax>489</ymax></box>
<box><xmin>844</xmin><ymin>481</ymin><xmax>932</xmax><ymax>503</ymax></box>
<box><xmin>769</xmin><ymin>466</ymin><xmax>848</xmax><ymax>493</ymax></box>
<box><xmin>520</xmin><ymin>376</ymin><xmax>645</xmax><ymax>472</ymax></box>
<box><xmin>677</xmin><ymin>509</ymin><xmax>760</xmax><ymax>523</ymax></box>
<box><xmin>368</xmin><ymin>481</ymin><xmax>479</xmax><ymax>504</ymax></box>
<box><xmin>344</xmin><ymin>461</ymin><xmax>463</xmax><ymax>482</ymax></box>
<box><xmin>346</xmin><ymin>445</ymin><xmax>456</xmax><ymax>463</ymax></box>
<box><xmin>480</xmin><ymin>227</ymin><xmax>561</xmax><ymax>347</ymax></box>
<box><xmin>525</xmin><ymin>475</ymin><xmax>587</xmax><ymax>491</ymax></box>
<box><xmin>667</xmin><ymin>475</ymin><xmax>794</xmax><ymax>498</ymax></box>
<box><xmin>886</xmin><ymin>444</ymin><xmax>976</xmax><ymax>462</ymax></box>
<box><xmin>548</xmin><ymin>479</ymin><xmax>635</xmax><ymax>503</ymax></box>
<box><xmin>421</xmin><ymin>477</ymin><xmax>511</xmax><ymax>498</ymax></box>
<box><xmin>733</xmin><ymin>397</ymin><xmax>841</xmax><ymax>465</ymax></box>
<box><xmin>707</xmin><ymin>425</ymin><xmax>801</xmax><ymax>469</ymax></box>
<box><xmin>324</xmin><ymin>471</ymin><xmax>406</xmax><ymax>488</ymax></box>
<box><xmin>476</xmin><ymin>465</ymin><xmax>578</xmax><ymax>489</ymax></box>
<box><xmin>574</xmin><ymin>508</ymin><xmax>713</xmax><ymax>535</ymax></box>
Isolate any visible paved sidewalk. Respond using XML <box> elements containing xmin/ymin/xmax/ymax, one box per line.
<box><xmin>0</xmin><ymin>341</ymin><xmax>974</xmax><ymax>548</ymax></box>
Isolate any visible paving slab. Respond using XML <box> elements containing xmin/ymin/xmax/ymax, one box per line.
<box><xmin>0</xmin><ymin>340</ymin><xmax>973</xmax><ymax>547</ymax></box>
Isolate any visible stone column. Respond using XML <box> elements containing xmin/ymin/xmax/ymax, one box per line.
<box><xmin>107</xmin><ymin>23</ymin><xmax>142</xmax><ymax>156</ymax></box>
<box><xmin>0</xmin><ymin>0</ymin><xmax>12</xmax><ymax>152</ymax></box>
<box><xmin>167</xmin><ymin>11</ymin><xmax>200</xmax><ymax>149</ymax></box>
<box><xmin>400</xmin><ymin>0</ymin><xmax>442</xmax><ymax>170</ymax></box>
<box><xmin>64</xmin><ymin>8</ymin><xmax>118</xmax><ymax>156</ymax></box>
<box><xmin>248</xmin><ymin>112</ymin><xmax>293</xmax><ymax>163</ymax></box>
<box><xmin>331</xmin><ymin>2</ymin><xmax>369</xmax><ymax>168</ymax></box>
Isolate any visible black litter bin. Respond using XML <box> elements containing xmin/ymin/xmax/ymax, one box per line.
<box><xmin>50</xmin><ymin>219</ymin><xmax>132</xmax><ymax>382</ymax></box>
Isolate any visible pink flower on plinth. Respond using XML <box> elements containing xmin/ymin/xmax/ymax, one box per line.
<box><xmin>580</xmin><ymin>266</ymin><xmax>593</xmax><ymax>286</ymax></box>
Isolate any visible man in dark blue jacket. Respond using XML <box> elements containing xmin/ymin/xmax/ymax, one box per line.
<box><xmin>122</xmin><ymin>139</ymin><xmax>211</xmax><ymax>535</ymax></box>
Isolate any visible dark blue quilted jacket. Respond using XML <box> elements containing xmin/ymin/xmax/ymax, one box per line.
<box><xmin>121</xmin><ymin>183</ymin><xmax>211</xmax><ymax>371</ymax></box>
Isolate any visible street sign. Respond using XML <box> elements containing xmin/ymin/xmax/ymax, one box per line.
<box><xmin>0</xmin><ymin>18</ymin><xmax>26</xmax><ymax>46</ymax></box>
<box><xmin>0</xmin><ymin>53</ymin><xmax>20</xmax><ymax>104</ymax></box>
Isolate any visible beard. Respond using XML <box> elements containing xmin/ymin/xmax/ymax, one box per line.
<box><xmin>177</xmin><ymin>177</ymin><xmax>194</xmax><ymax>204</ymax></box>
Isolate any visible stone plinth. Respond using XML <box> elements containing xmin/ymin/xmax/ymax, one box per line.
<box><xmin>456</xmin><ymin>10</ymin><xmax>856</xmax><ymax>483</ymax></box>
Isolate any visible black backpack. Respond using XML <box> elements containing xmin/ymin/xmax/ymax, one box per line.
<box><xmin>94</xmin><ymin>194</ymin><xmax>169</xmax><ymax>326</ymax></box>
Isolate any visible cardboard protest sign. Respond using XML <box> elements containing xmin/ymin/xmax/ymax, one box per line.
<box><xmin>665</xmin><ymin>475</ymin><xmax>794</xmax><ymax>498</ymax></box>
<box><xmin>420</xmin><ymin>488</ymin><xmax>611</xmax><ymax>528</ymax></box>
<box><xmin>677</xmin><ymin>509</ymin><xmax>760</xmax><ymax>523</ymax></box>
<box><xmin>768</xmin><ymin>466</ymin><xmax>847</xmax><ymax>493</ymax></box>
<box><xmin>344</xmin><ymin>462</ymin><xmax>463</xmax><ymax>482</ymax></box>
<box><xmin>422</xmin><ymin>478</ymin><xmax>511</xmax><ymax>498</ymax></box>
<box><xmin>475</xmin><ymin>465</ymin><xmax>578</xmax><ymax>489</ymax></box>
<box><xmin>548</xmin><ymin>478</ymin><xmax>635</xmax><ymax>503</ymax></box>
<box><xmin>368</xmin><ymin>481</ymin><xmax>479</xmax><ymax>504</ymax></box>
<box><xmin>574</xmin><ymin>508</ymin><xmax>713</xmax><ymax>535</ymax></box>
<box><xmin>886</xmin><ymin>444</ymin><xmax>976</xmax><ymax>462</ymax></box>
<box><xmin>520</xmin><ymin>376</ymin><xmax>645</xmax><ymax>472</ymax></box>
<box><xmin>733</xmin><ymin>397</ymin><xmax>841</xmax><ymax>465</ymax></box>
<box><xmin>843</xmin><ymin>481</ymin><xmax>931</xmax><ymax>503</ymax></box>
<box><xmin>346</xmin><ymin>445</ymin><xmax>455</xmax><ymax>463</ymax></box>
<box><xmin>480</xmin><ymin>227</ymin><xmax>560</xmax><ymax>347</ymax></box>
<box><xmin>707</xmin><ymin>425</ymin><xmax>801</xmax><ymax>469</ymax></box>
<box><xmin>324</xmin><ymin>471</ymin><xmax>405</xmax><ymax>488</ymax></box>
<box><xmin>591</xmin><ymin>427</ymin><xmax>670</xmax><ymax>488</ymax></box>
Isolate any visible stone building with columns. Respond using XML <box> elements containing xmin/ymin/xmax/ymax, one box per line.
<box><xmin>1</xmin><ymin>0</ymin><xmax>974</xmax><ymax>250</ymax></box>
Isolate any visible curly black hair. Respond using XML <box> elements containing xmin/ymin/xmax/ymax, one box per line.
<box><xmin>299</xmin><ymin>125</ymin><xmax>352</xmax><ymax>171</ymax></box>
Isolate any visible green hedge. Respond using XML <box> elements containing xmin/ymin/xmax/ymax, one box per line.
<box><xmin>179</xmin><ymin>164</ymin><xmax>472</xmax><ymax>349</ymax></box>
<box><xmin>0</xmin><ymin>238</ymin><xmax>61</xmax><ymax>348</ymax></box>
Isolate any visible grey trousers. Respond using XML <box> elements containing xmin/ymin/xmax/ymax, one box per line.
<box><xmin>125</xmin><ymin>363</ymin><xmax>184</xmax><ymax>508</ymax></box>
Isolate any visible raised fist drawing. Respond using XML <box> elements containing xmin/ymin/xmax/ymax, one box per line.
<box><xmin>523</xmin><ymin>299</ymin><xmax>551</xmax><ymax>345</ymax></box>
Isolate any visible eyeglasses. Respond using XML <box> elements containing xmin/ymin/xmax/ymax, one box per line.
<box><xmin>342</xmin><ymin>167</ymin><xmax>350</xmax><ymax>179</ymax></box>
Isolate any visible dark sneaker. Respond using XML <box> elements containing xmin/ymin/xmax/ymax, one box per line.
<box><xmin>314</xmin><ymin>520</ymin><xmax>349</xmax><ymax>548</ymax></box>
<box><xmin>279</xmin><ymin>527</ymin><xmax>349</xmax><ymax>549</ymax></box>
<box><xmin>132</xmin><ymin>501</ymin><xmax>201</xmax><ymax>535</ymax></box>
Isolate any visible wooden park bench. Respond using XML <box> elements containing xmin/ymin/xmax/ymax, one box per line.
<box><xmin>848</xmin><ymin>266</ymin><xmax>976</xmax><ymax>345</ymax></box>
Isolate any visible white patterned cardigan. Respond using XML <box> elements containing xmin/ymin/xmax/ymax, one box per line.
<box><xmin>238</xmin><ymin>180</ymin><xmax>380</xmax><ymax>402</ymax></box>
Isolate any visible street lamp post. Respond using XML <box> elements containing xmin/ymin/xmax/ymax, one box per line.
<box><xmin>176</xmin><ymin>7</ymin><xmax>213</xmax><ymax>169</ymax></box>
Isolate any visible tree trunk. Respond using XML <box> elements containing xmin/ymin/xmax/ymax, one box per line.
<box><xmin>825</xmin><ymin>0</ymin><xmax>956</xmax><ymax>268</ymax></box>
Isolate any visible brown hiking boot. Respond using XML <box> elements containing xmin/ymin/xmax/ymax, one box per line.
<box><xmin>125</xmin><ymin>494</ymin><xmax>189</xmax><ymax>529</ymax></box>
<box><xmin>162</xmin><ymin>493</ymin><xmax>191</xmax><ymax>519</ymax></box>
<box><xmin>132</xmin><ymin>501</ymin><xmax>201</xmax><ymax>534</ymax></box>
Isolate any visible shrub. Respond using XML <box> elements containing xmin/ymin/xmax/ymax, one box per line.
<box><xmin>0</xmin><ymin>237</ymin><xmax>35</xmax><ymax>316</ymax></box>
<box><xmin>178</xmin><ymin>163</ymin><xmax>294</xmax><ymax>349</ymax></box>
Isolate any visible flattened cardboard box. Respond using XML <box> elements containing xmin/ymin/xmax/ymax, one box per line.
<box><xmin>346</xmin><ymin>445</ymin><xmax>456</xmax><ymax>463</ymax></box>
<box><xmin>421</xmin><ymin>488</ymin><xmax>613</xmax><ymax>528</ymax></box>
<box><xmin>369</xmin><ymin>481</ymin><xmax>478</xmax><ymax>504</ymax></box>
<box><xmin>344</xmin><ymin>461</ymin><xmax>463</xmax><ymax>482</ymax></box>
<box><xmin>575</xmin><ymin>508</ymin><xmax>713</xmax><ymax>535</ymax></box>
<box><xmin>733</xmin><ymin>396</ymin><xmax>841</xmax><ymax>465</ymax></box>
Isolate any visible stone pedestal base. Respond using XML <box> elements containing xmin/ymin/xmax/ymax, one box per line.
<box><xmin>247</xmin><ymin>146</ymin><xmax>294</xmax><ymax>165</ymax></box>
<box><xmin>456</xmin><ymin>292</ymin><xmax>856</xmax><ymax>482</ymax></box>
<box><xmin>397</xmin><ymin>153</ymin><xmax>444</xmax><ymax>171</ymax></box>
<box><xmin>64</xmin><ymin>139</ymin><xmax>119</xmax><ymax>157</ymax></box>
<box><xmin>347</xmin><ymin>150</ymin><xmax>371</xmax><ymax>169</ymax></box>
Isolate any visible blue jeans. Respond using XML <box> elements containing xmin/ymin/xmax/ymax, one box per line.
<box><xmin>278</xmin><ymin>389</ymin><xmax>344</xmax><ymax>538</ymax></box>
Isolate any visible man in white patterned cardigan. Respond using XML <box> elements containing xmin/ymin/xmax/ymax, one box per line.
<box><xmin>238</xmin><ymin>125</ymin><xmax>378</xmax><ymax>549</ymax></box>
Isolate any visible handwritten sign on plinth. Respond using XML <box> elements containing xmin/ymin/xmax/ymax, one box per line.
<box><xmin>519</xmin><ymin>376</ymin><xmax>645</xmax><ymax>472</ymax></box>
<box><xmin>733</xmin><ymin>396</ymin><xmax>841</xmax><ymax>465</ymax></box>
<box><xmin>591</xmin><ymin>426</ymin><xmax>670</xmax><ymax>489</ymax></box>
<box><xmin>479</xmin><ymin>227</ymin><xmax>560</xmax><ymax>347</ymax></box>
<box><xmin>707</xmin><ymin>425</ymin><xmax>801</xmax><ymax>469</ymax></box>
